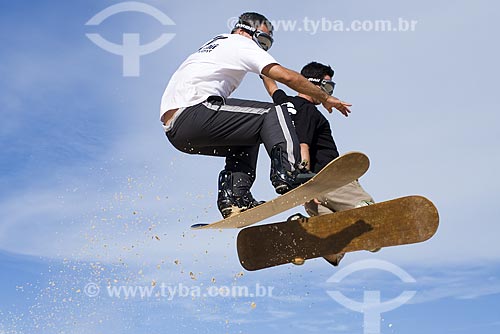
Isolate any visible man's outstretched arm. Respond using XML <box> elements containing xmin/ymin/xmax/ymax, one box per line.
<box><xmin>261</xmin><ymin>63</ymin><xmax>352</xmax><ymax>116</ymax></box>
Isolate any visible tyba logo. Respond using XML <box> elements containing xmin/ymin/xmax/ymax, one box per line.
<box><xmin>326</xmin><ymin>259</ymin><xmax>417</xmax><ymax>334</ymax></box>
<box><xmin>86</xmin><ymin>1</ymin><xmax>175</xmax><ymax>77</ymax></box>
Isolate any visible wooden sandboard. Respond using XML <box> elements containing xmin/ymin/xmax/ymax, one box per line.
<box><xmin>237</xmin><ymin>196</ymin><xmax>439</xmax><ymax>271</ymax></box>
<box><xmin>191</xmin><ymin>152</ymin><xmax>370</xmax><ymax>230</ymax></box>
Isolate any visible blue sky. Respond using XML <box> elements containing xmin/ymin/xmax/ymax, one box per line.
<box><xmin>1</xmin><ymin>0</ymin><xmax>499</xmax><ymax>333</ymax></box>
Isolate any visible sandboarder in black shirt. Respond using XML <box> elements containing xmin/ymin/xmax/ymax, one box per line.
<box><xmin>262</xmin><ymin>61</ymin><xmax>375</xmax><ymax>266</ymax></box>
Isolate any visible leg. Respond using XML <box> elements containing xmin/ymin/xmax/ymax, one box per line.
<box><xmin>317</xmin><ymin>180</ymin><xmax>374</xmax><ymax>212</ymax></box>
<box><xmin>166</xmin><ymin>97</ymin><xmax>306</xmax><ymax>216</ymax></box>
<box><xmin>217</xmin><ymin>145</ymin><xmax>264</xmax><ymax>218</ymax></box>
<box><xmin>218</xmin><ymin>99</ymin><xmax>311</xmax><ymax>193</ymax></box>
<box><xmin>166</xmin><ymin>99</ymin><xmax>266</xmax><ymax>153</ymax></box>
<box><xmin>320</xmin><ymin>181</ymin><xmax>379</xmax><ymax>253</ymax></box>
<box><xmin>166</xmin><ymin>97</ymin><xmax>267</xmax><ymax>192</ymax></box>
<box><xmin>167</xmin><ymin>98</ymin><xmax>311</xmax><ymax>195</ymax></box>
<box><xmin>304</xmin><ymin>180</ymin><xmax>374</xmax><ymax>266</ymax></box>
<box><xmin>261</xmin><ymin>103</ymin><xmax>314</xmax><ymax>194</ymax></box>
<box><xmin>223</xmin><ymin>145</ymin><xmax>259</xmax><ymax>197</ymax></box>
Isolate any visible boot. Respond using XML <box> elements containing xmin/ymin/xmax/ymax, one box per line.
<box><xmin>270</xmin><ymin>145</ymin><xmax>315</xmax><ymax>194</ymax></box>
<box><xmin>217</xmin><ymin>170</ymin><xmax>264</xmax><ymax>218</ymax></box>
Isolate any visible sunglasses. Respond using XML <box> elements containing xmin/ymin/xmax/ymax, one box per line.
<box><xmin>307</xmin><ymin>78</ymin><xmax>336</xmax><ymax>95</ymax></box>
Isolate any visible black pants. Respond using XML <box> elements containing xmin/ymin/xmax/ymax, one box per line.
<box><xmin>166</xmin><ymin>96</ymin><xmax>301</xmax><ymax>195</ymax></box>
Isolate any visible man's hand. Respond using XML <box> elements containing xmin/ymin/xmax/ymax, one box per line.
<box><xmin>323</xmin><ymin>96</ymin><xmax>352</xmax><ymax>116</ymax></box>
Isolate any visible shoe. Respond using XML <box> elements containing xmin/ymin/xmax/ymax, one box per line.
<box><xmin>217</xmin><ymin>170</ymin><xmax>264</xmax><ymax>218</ymax></box>
<box><xmin>323</xmin><ymin>253</ymin><xmax>345</xmax><ymax>267</ymax></box>
<box><xmin>270</xmin><ymin>145</ymin><xmax>315</xmax><ymax>194</ymax></box>
<box><xmin>355</xmin><ymin>200</ymin><xmax>374</xmax><ymax>208</ymax></box>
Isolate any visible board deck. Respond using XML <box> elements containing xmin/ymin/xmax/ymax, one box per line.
<box><xmin>237</xmin><ymin>196</ymin><xmax>439</xmax><ymax>271</ymax></box>
<box><xmin>191</xmin><ymin>152</ymin><xmax>370</xmax><ymax>230</ymax></box>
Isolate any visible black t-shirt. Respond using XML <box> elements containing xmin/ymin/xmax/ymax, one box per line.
<box><xmin>272</xmin><ymin>89</ymin><xmax>339</xmax><ymax>173</ymax></box>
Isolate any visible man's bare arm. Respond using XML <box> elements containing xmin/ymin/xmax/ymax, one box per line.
<box><xmin>262</xmin><ymin>63</ymin><xmax>352</xmax><ymax>116</ymax></box>
<box><xmin>299</xmin><ymin>143</ymin><xmax>322</xmax><ymax>204</ymax></box>
<box><xmin>261</xmin><ymin>75</ymin><xmax>278</xmax><ymax>97</ymax></box>
<box><xmin>300</xmin><ymin>143</ymin><xmax>311</xmax><ymax>171</ymax></box>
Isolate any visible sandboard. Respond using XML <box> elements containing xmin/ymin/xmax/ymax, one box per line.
<box><xmin>237</xmin><ymin>196</ymin><xmax>439</xmax><ymax>271</ymax></box>
<box><xmin>191</xmin><ymin>151</ymin><xmax>370</xmax><ymax>230</ymax></box>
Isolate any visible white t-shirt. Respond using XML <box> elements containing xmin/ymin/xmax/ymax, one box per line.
<box><xmin>160</xmin><ymin>33</ymin><xmax>278</xmax><ymax>118</ymax></box>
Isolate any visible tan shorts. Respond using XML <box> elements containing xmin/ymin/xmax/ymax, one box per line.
<box><xmin>304</xmin><ymin>180</ymin><xmax>374</xmax><ymax>216</ymax></box>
